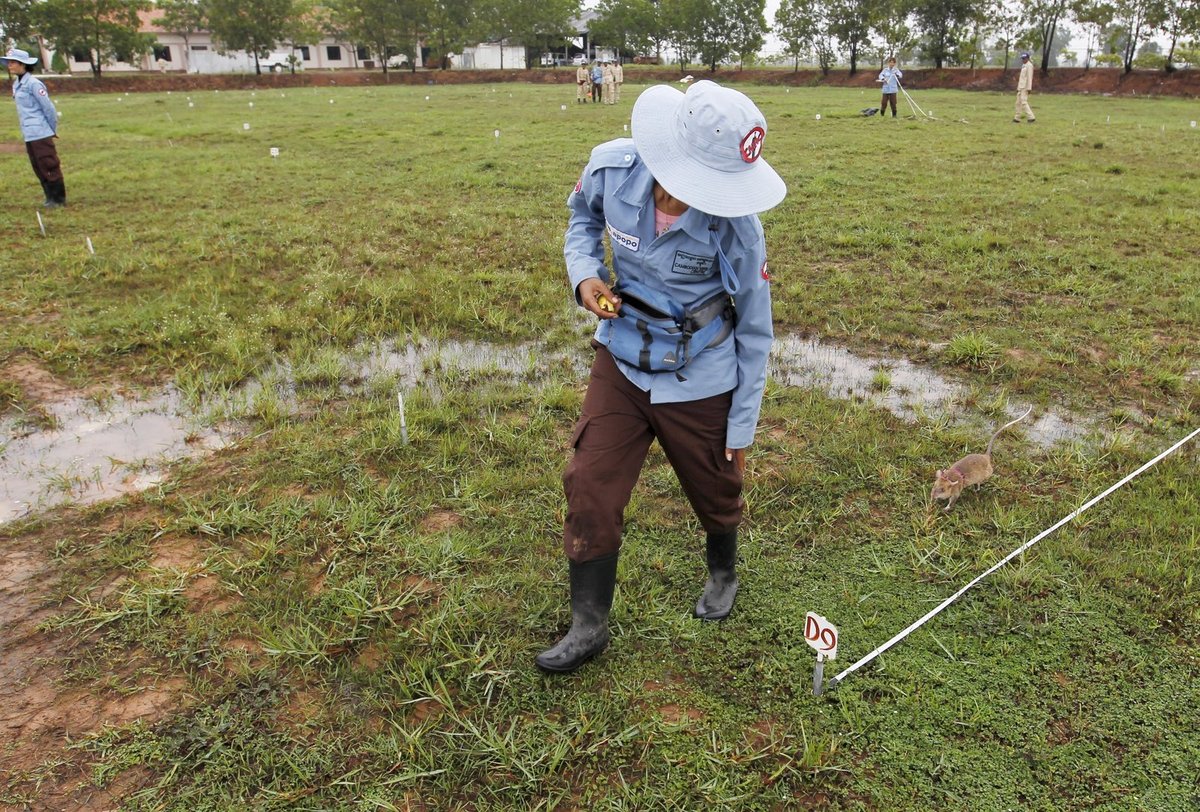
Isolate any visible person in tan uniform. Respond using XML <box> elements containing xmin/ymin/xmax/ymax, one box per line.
<box><xmin>602</xmin><ymin>61</ymin><xmax>616</xmax><ymax>105</ymax></box>
<box><xmin>576</xmin><ymin>62</ymin><xmax>591</xmax><ymax>103</ymax></box>
<box><xmin>613</xmin><ymin>60</ymin><xmax>624</xmax><ymax>102</ymax></box>
<box><xmin>1014</xmin><ymin>52</ymin><xmax>1036</xmax><ymax>123</ymax></box>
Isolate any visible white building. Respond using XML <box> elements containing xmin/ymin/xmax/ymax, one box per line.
<box><xmin>451</xmin><ymin>42</ymin><xmax>526</xmax><ymax>70</ymax></box>
<box><xmin>58</xmin><ymin>9</ymin><xmax>384</xmax><ymax>74</ymax></box>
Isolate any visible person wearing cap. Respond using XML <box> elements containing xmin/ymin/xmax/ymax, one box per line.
<box><xmin>2</xmin><ymin>48</ymin><xmax>66</xmax><ymax>208</ymax></box>
<box><xmin>1014</xmin><ymin>52</ymin><xmax>1036</xmax><ymax>123</ymax></box>
<box><xmin>537</xmin><ymin>80</ymin><xmax>786</xmax><ymax>673</ymax></box>
<box><xmin>575</xmin><ymin>60</ymin><xmax>591</xmax><ymax>104</ymax></box>
<box><xmin>601</xmin><ymin>61</ymin><xmax>616</xmax><ymax>105</ymax></box>
<box><xmin>877</xmin><ymin>57</ymin><xmax>902</xmax><ymax>118</ymax></box>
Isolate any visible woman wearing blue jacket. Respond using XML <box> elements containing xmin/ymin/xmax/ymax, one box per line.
<box><xmin>877</xmin><ymin>57</ymin><xmax>902</xmax><ymax>118</ymax></box>
<box><xmin>2</xmin><ymin>48</ymin><xmax>65</xmax><ymax>208</ymax></box>
<box><xmin>538</xmin><ymin>81</ymin><xmax>787</xmax><ymax>673</ymax></box>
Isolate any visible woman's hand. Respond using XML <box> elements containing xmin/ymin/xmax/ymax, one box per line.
<box><xmin>578</xmin><ymin>278</ymin><xmax>622</xmax><ymax>320</ymax></box>
<box><xmin>725</xmin><ymin>447</ymin><xmax>746</xmax><ymax>475</ymax></box>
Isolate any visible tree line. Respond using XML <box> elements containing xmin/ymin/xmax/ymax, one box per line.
<box><xmin>1</xmin><ymin>0</ymin><xmax>1196</xmax><ymax>78</ymax></box>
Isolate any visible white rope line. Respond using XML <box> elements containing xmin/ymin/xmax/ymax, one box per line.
<box><xmin>829</xmin><ymin>425</ymin><xmax>1200</xmax><ymax>690</ymax></box>
<box><xmin>896</xmin><ymin>80</ymin><xmax>933</xmax><ymax>119</ymax></box>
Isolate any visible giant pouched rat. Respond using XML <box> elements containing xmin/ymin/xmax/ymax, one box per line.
<box><xmin>930</xmin><ymin>405</ymin><xmax>1033</xmax><ymax>511</ymax></box>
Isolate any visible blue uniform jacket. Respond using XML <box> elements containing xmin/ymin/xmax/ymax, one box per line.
<box><xmin>591</xmin><ymin>66</ymin><xmax>602</xmax><ymax>84</ymax></box>
<box><xmin>11</xmin><ymin>73</ymin><xmax>57</xmax><ymax>141</ymax></box>
<box><xmin>564</xmin><ymin>138</ymin><xmax>773</xmax><ymax>449</ymax></box>
<box><xmin>878</xmin><ymin>66</ymin><xmax>902</xmax><ymax>94</ymax></box>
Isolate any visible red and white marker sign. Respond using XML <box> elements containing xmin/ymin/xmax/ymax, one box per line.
<box><xmin>804</xmin><ymin>612</ymin><xmax>838</xmax><ymax>660</ymax></box>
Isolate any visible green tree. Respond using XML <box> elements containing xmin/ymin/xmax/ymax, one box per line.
<box><xmin>591</xmin><ymin>0</ymin><xmax>665</xmax><ymax>62</ymax></box>
<box><xmin>478</xmin><ymin>0</ymin><xmax>578</xmax><ymax>69</ymax></box>
<box><xmin>660</xmin><ymin>0</ymin><xmax>700</xmax><ymax>69</ymax></box>
<box><xmin>36</xmin><ymin>0</ymin><xmax>153</xmax><ymax>77</ymax></box>
<box><xmin>158</xmin><ymin>0</ymin><xmax>207</xmax><ymax>56</ymax></box>
<box><xmin>206</xmin><ymin>0</ymin><xmax>294</xmax><ymax>74</ymax></box>
<box><xmin>331</xmin><ymin>0</ymin><xmax>424</xmax><ymax>75</ymax></box>
<box><xmin>424</xmin><ymin>0</ymin><xmax>475</xmax><ymax>69</ymax></box>
<box><xmin>1110</xmin><ymin>0</ymin><xmax>1162</xmax><ymax>72</ymax></box>
<box><xmin>774</xmin><ymin>0</ymin><xmax>822</xmax><ymax>70</ymax></box>
<box><xmin>1071</xmin><ymin>0</ymin><xmax>1117</xmax><ymax>68</ymax></box>
<box><xmin>0</xmin><ymin>0</ymin><xmax>36</xmax><ymax>42</ymax></box>
<box><xmin>873</xmin><ymin>0</ymin><xmax>916</xmax><ymax>62</ymax></box>
<box><xmin>914</xmin><ymin>0</ymin><xmax>979</xmax><ymax>68</ymax></box>
<box><xmin>1024</xmin><ymin>0</ymin><xmax>1070</xmax><ymax>72</ymax></box>
<box><xmin>1159</xmin><ymin>0</ymin><xmax>1200</xmax><ymax>70</ymax></box>
<box><xmin>281</xmin><ymin>0</ymin><xmax>330</xmax><ymax>72</ymax></box>
<box><xmin>827</xmin><ymin>0</ymin><xmax>875</xmax><ymax>74</ymax></box>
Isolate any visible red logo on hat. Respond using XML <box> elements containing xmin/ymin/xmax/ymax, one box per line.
<box><xmin>574</xmin><ymin>176</ymin><xmax>583</xmax><ymax>194</ymax></box>
<box><xmin>739</xmin><ymin>126</ymin><xmax>765</xmax><ymax>163</ymax></box>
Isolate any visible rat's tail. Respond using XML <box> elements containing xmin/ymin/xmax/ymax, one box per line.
<box><xmin>985</xmin><ymin>405</ymin><xmax>1033</xmax><ymax>458</ymax></box>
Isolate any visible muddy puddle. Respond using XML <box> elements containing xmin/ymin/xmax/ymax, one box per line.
<box><xmin>3</xmin><ymin>335</ymin><xmax>1093</xmax><ymax>526</ymax></box>
<box><xmin>769</xmin><ymin>335</ymin><xmax>1090</xmax><ymax>447</ymax></box>
<box><xmin>1</xmin><ymin>388</ymin><xmax>235</xmax><ymax>525</ymax></box>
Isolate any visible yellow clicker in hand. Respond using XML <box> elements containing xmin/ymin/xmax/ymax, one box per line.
<box><xmin>596</xmin><ymin>294</ymin><xmax>616</xmax><ymax>313</ymax></box>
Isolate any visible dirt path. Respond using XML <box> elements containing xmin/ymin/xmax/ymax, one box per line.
<box><xmin>38</xmin><ymin>66</ymin><xmax>1200</xmax><ymax>99</ymax></box>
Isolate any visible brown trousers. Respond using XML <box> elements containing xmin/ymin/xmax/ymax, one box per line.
<box><xmin>562</xmin><ymin>346</ymin><xmax>744</xmax><ymax>562</ymax></box>
<box><xmin>880</xmin><ymin>93</ymin><xmax>897</xmax><ymax>116</ymax></box>
<box><xmin>26</xmin><ymin>137</ymin><xmax>63</xmax><ymax>184</ymax></box>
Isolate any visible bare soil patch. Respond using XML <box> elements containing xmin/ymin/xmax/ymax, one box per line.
<box><xmin>0</xmin><ymin>533</ymin><xmax>188</xmax><ymax>808</ymax></box>
<box><xmin>418</xmin><ymin>509</ymin><xmax>464</xmax><ymax>534</ymax></box>
<box><xmin>1</xmin><ymin>359</ymin><xmax>79</xmax><ymax>404</ymax></box>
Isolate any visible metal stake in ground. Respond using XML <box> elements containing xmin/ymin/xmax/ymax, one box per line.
<box><xmin>827</xmin><ymin>425</ymin><xmax>1200</xmax><ymax>692</ymax></box>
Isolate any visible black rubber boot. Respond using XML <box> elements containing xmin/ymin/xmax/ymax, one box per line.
<box><xmin>536</xmin><ymin>554</ymin><xmax>618</xmax><ymax>673</ymax></box>
<box><xmin>694</xmin><ymin>531</ymin><xmax>738</xmax><ymax>620</ymax></box>
<box><xmin>38</xmin><ymin>179</ymin><xmax>52</xmax><ymax>206</ymax></box>
<box><xmin>45</xmin><ymin>180</ymin><xmax>67</xmax><ymax>208</ymax></box>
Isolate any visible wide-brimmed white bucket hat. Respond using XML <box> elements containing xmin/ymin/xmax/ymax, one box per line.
<box><xmin>1</xmin><ymin>48</ymin><xmax>39</xmax><ymax>65</ymax></box>
<box><xmin>632</xmin><ymin>80</ymin><xmax>786</xmax><ymax>218</ymax></box>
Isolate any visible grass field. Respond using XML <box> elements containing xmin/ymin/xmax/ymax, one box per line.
<box><xmin>1</xmin><ymin>81</ymin><xmax>1198</xmax><ymax>810</ymax></box>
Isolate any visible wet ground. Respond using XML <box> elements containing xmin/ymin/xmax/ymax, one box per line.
<box><xmin>1</xmin><ymin>334</ymin><xmax>1096</xmax><ymax>526</ymax></box>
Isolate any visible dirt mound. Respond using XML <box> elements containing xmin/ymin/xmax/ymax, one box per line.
<box><xmin>41</xmin><ymin>66</ymin><xmax>1200</xmax><ymax>99</ymax></box>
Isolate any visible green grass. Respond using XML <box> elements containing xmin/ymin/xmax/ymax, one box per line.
<box><xmin>1</xmin><ymin>83</ymin><xmax>1198</xmax><ymax>809</ymax></box>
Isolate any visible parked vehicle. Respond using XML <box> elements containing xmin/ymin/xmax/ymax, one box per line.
<box><xmin>261</xmin><ymin>52</ymin><xmax>300</xmax><ymax>72</ymax></box>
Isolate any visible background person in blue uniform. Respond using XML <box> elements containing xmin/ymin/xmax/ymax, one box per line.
<box><xmin>537</xmin><ymin>80</ymin><xmax>787</xmax><ymax>673</ymax></box>
<box><xmin>877</xmin><ymin>57</ymin><xmax>902</xmax><ymax>118</ymax></box>
<box><xmin>2</xmin><ymin>48</ymin><xmax>66</xmax><ymax>208</ymax></box>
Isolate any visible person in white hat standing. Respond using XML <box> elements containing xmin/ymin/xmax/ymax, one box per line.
<box><xmin>1014</xmin><ymin>51</ymin><xmax>1036</xmax><ymax>124</ymax></box>
<box><xmin>2</xmin><ymin>48</ymin><xmax>66</xmax><ymax>207</ymax></box>
<box><xmin>538</xmin><ymin>80</ymin><xmax>786</xmax><ymax>673</ymax></box>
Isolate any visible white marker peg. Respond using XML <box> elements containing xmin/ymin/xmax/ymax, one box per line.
<box><xmin>815</xmin><ymin>114</ymin><xmax>822</xmax><ymax>120</ymax></box>
<box><xmin>1106</xmin><ymin>115</ymin><xmax>1110</xmax><ymax>123</ymax></box>
<box><xmin>425</xmin><ymin>95</ymin><xmax>430</xmax><ymax>100</ymax></box>
<box><xmin>188</xmin><ymin>102</ymin><xmax>194</xmax><ymax>108</ymax></box>
<box><xmin>269</xmin><ymin>147</ymin><xmax>280</xmax><ymax>157</ymax></box>
<box><xmin>1192</xmin><ymin>121</ymin><xmax>1197</xmax><ymax>128</ymax></box>
<box><xmin>243</xmin><ymin>122</ymin><xmax>250</xmax><ymax>130</ymax></box>
<box><xmin>37</xmin><ymin>211</ymin><xmax>45</xmax><ymax>237</ymax></box>
<box><xmin>397</xmin><ymin>391</ymin><xmax>409</xmax><ymax>444</ymax></box>
<box><xmin>86</xmin><ymin>237</ymin><xmax>95</xmax><ymax>255</ymax></box>
<box><xmin>623</xmin><ymin>123</ymin><xmax>628</xmax><ymax>132</ymax></box>
<box><xmin>561</xmin><ymin>104</ymin><xmax>567</xmax><ymax>111</ymax></box>
<box><xmin>494</xmin><ymin>129</ymin><xmax>500</xmax><ymax>138</ymax></box>
<box><xmin>248</xmin><ymin>101</ymin><xmax>254</xmax><ymax>108</ymax></box>
<box><xmin>330</xmin><ymin>99</ymin><xmax>335</xmax><ymax>104</ymax></box>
